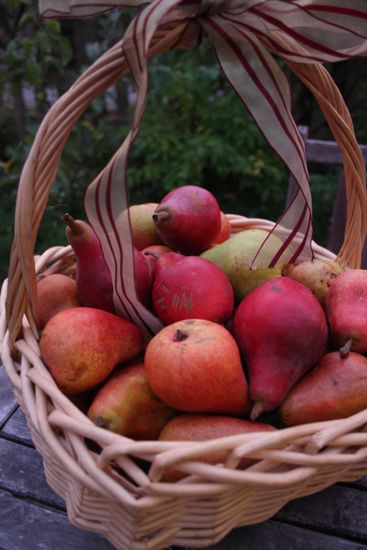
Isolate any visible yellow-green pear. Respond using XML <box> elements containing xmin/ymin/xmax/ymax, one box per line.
<box><xmin>201</xmin><ymin>229</ymin><xmax>284</xmax><ymax>302</ymax></box>
<box><xmin>284</xmin><ymin>258</ymin><xmax>343</xmax><ymax>307</ymax></box>
<box><xmin>129</xmin><ymin>202</ymin><xmax>162</xmax><ymax>250</ymax></box>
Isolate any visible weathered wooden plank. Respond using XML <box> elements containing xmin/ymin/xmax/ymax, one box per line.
<box><xmin>343</xmin><ymin>478</ymin><xmax>367</xmax><ymax>490</ymax></box>
<box><xmin>304</xmin><ymin>140</ymin><xmax>367</xmax><ymax>165</ymax></box>
<box><xmin>276</xmin><ymin>484</ymin><xmax>367</xmax><ymax>542</ymax></box>
<box><xmin>0</xmin><ymin>437</ymin><xmax>65</xmax><ymax>509</ymax></box>
<box><xmin>0</xmin><ymin>366</ymin><xmax>17</xmax><ymax>427</ymax></box>
<box><xmin>0</xmin><ymin>491</ymin><xmax>114</xmax><ymax>550</ymax></box>
<box><xmin>2</xmin><ymin>406</ymin><xmax>34</xmax><ymax>445</ymax></box>
<box><xmin>178</xmin><ymin>519</ymin><xmax>367</xmax><ymax>550</ymax></box>
<box><xmin>1</xmin><ymin>487</ymin><xmax>366</xmax><ymax>550</ymax></box>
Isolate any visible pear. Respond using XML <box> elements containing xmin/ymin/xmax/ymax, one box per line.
<box><xmin>40</xmin><ymin>307</ymin><xmax>144</xmax><ymax>394</ymax></box>
<box><xmin>159</xmin><ymin>413</ymin><xmax>276</xmax><ymax>481</ymax></box>
<box><xmin>63</xmin><ymin>213</ymin><xmax>114</xmax><ymax>313</ymax></box>
<box><xmin>37</xmin><ymin>273</ymin><xmax>80</xmax><ymax>329</ymax></box>
<box><xmin>279</xmin><ymin>351</ymin><xmax>367</xmax><ymax>425</ymax></box>
<box><xmin>142</xmin><ymin>244</ymin><xmax>174</xmax><ymax>282</ymax></box>
<box><xmin>64</xmin><ymin>213</ymin><xmax>153</xmax><ymax>310</ymax></box>
<box><xmin>145</xmin><ymin>319</ymin><xmax>250</xmax><ymax>416</ymax></box>
<box><xmin>232</xmin><ymin>277</ymin><xmax>328</xmax><ymax>419</ymax></box>
<box><xmin>142</xmin><ymin>244</ymin><xmax>174</xmax><ymax>259</ymax></box>
<box><xmin>152</xmin><ymin>185</ymin><xmax>221</xmax><ymax>254</ymax></box>
<box><xmin>129</xmin><ymin>202</ymin><xmax>162</xmax><ymax>250</ymax></box>
<box><xmin>87</xmin><ymin>363</ymin><xmax>176</xmax><ymax>440</ymax></box>
<box><xmin>201</xmin><ymin>229</ymin><xmax>284</xmax><ymax>302</ymax></box>
<box><xmin>238</xmin><ymin>266</ymin><xmax>283</xmax><ymax>297</ymax></box>
<box><xmin>152</xmin><ymin>252</ymin><xmax>234</xmax><ymax>325</ymax></box>
<box><xmin>326</xmin><ymin>269</ymin><xmax>367</xmax><ymax>356</ymax></box>
<box><xmin>133</xmin><ymin>246</ymin><xmax>155</xmax><ymax>307</ymax></box>
<box><xmin>284</xmin><ymin>258</ymin><xmax>343</xmax><ymax>307</ymax></box>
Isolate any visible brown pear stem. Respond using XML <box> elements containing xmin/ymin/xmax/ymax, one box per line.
<box><xmin>250</xmin><ymin>402</ymin><xmax>265</xmax><ymax>421</ymax></box>
<box><xmin>173</xmin><ymin>329</ymin><xmax>188</xmax><ymax>342</ymax></box>
<box><xmin>63</xmin><ymin>212</ymin><xmax>83</xmax><ymax>235</ymax></box>
<box><xmin>93</xmin><ymin>416</ymin><xmax>109</xmax><ymax>429</ymax></box>
<box><xmin>143</xmin><ymin>250</ymin><xmax>161</xmax><ymax>259</ymax></box>
<box><xmin>152</xmin><ymin>211</ymin><xmax>169</xmax><ymax>224</ymax></box>
<box><xmin>339</xmin><ymin>337</ymin><xmax>354</xmax><ymax>358</ymax></box>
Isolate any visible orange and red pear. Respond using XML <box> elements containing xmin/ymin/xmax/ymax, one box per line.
<box><xmin>159</xmin><ymin>413</ymin><xmax>276</xmax><ymax>480</ymax></box>
<box><xmin>40</xmin><ymin>307</ymin><xmax>144</xmax><ymax>394</ymax></box>
<box><xmin>87</xmin><ymin>363</ymin><xmax>176</xmax><ymax>439</ymax></box>
<box><xmin>279</xmin><ymin>351</ymin><xmax>367</xmax><ymax>425</ymax></box>
<box><xmin>144</xmin><ymin>319</ymin><xmax>249</xmax><ymax>416</ymax></box>
<box><xmin>37</xmin><ymin>273</ymin><xmax>80</xmax><ymax>328</ymax></box>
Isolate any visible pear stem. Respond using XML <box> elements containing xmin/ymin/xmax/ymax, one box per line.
<box><xmin>339</xmin><ymin>337</ymin><xmax>354</xmax><ymax>358</ymax></box>
<box><xmin>143</xmin><ymin>250</ymin><xmax>161</xmax><ymax>259</ymax></box>
<box><xmin>250</xmin><ymin>402</ymin><xmax>265</xmax><ymax>421</ymax></box>
<box><xmin>63</xmin><ymin>212</ymin><xmax>83</xmax><ymax>235</ymax></box>
<box><xmin>93</xmin><ymin>416</ymin><xmax>109</xmax><ymax>429</ymax></box>
<box><xmin>152</xmin><ymin>211</ymin><xmax>169</xmax><ymax>224</ymax></box>
<box><xmin>173</xmin><ymin>329</ymin><xmax>188</xmax><ymax>342</ymax></box>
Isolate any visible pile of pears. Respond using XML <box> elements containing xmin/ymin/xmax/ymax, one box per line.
<box><xmin>37</xmin><ymin>184</ymin><xmax>367</xmax><ymax>476</ymax></box>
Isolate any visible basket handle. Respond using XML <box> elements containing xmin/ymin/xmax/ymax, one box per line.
<box><xmin>288</xmin><ymin>61</ymin><xmax>367</xmax><ymax>269</ymax></box>
<box><xmin>6</xmin><ymin>29</ymin><xmax>367</xmax><ymax>352</ymax></box>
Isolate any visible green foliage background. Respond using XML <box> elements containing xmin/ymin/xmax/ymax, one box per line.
<box><xmin>1</xmin><ymin>2</ymin><xmax>367</xmax><ymax>282</ymax></box>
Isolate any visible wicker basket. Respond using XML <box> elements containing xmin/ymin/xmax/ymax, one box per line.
<box><xmin>2</xmin><ymin>7</ymin><xmax>367</xmax><ymax>550</ymax></box>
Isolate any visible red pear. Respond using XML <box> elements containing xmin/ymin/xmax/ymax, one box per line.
<box><xmin>134</xmin><ymin>247</ymin><xmax>154</xmax><ymax>307</ymax></box>
<box><xmin>152</xmin><ymin>185</ymin><xmax>221</xmax><ymax>254</ymax></box>
<box><xmin>159</xmin><ymin>413</ymin><xmax>276</xmax><ymax>481</ymax></box>
<box><xmin>279</xmin><ymin>351</ymin><xmax>367</xmax><ymax>425</ymax></box>
<box><xmin>64</xmin><ymin>213</ymin><xmax>114</xmax><ymax>312</ymax></box>
<box><xmin>144</xmin><ymin>319</ymin><xmax>249</xmax><ymax>416</ymax></box>
<box><xmin>325</xmin><ymin>269</ymin><xmax>367</xmax><ymax>356</ymax></box>
<box><xmin>152</xmin><ymin>253</ymin><xmax>234</xmax><ymax>325</ymax></box>
<box><xmin>142</xmin><ymin>244</ymin><xmax>174</xmax><ymax>258</ymax></box>
<box><xmin>142</xmin><ymin>244</ymin><xmax>175</xmax><ymax>281</ymax></box>
<box><xmin>232</xmin><ymin>277</ymin><xmax>328</xmax><ymax>419</ymax></box>
<box><xmin>64</xmin><ymin>214</ymin><xmax>153</xmax><ymax>309</ymax></box>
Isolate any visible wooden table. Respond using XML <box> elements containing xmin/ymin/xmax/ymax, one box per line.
<box><xmin>2</xmin><ymin>364</ymin><xmax>367</xmax><ymax>550</ymax></box>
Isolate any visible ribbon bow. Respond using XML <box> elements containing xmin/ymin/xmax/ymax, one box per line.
<box><xmin>40</xmin><ymin>0</ymin><xmax>367</xmax><ymax>334</ymax></box>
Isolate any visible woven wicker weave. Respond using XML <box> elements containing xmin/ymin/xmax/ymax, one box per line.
<box><xmin>1</xmin><ymin>15</ymin><xmax>367</xmax><ymax>550</ymax></box>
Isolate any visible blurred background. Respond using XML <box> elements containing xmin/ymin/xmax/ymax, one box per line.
<box><xmin>1</xmin><ymin>1</ymin><xmax>367</xmax><ymax>282</ymax></box>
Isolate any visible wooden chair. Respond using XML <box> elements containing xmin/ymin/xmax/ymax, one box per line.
<box><xmin>286</xmin><ymin>126</ymin><xmax>367</xmax><ymax>266</ymax></box>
